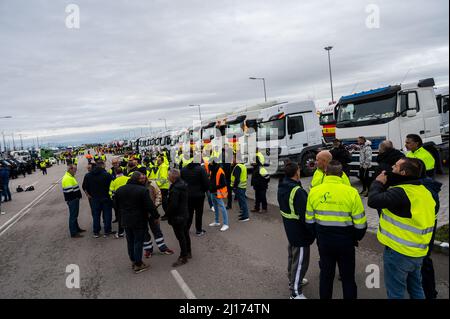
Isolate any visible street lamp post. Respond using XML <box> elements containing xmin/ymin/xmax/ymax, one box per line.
<box><xmin>249</xmin><ymin>77</ymin><xmax>267</xmax><ymax>102</ymax></box>
<box><xmin>158</xmin><ymin>118</ymin><xmax>168</xmax><ymax>131</ymax></box>
<box><xmin>0</xmin><ymin>116</ymin><xmax>12</xmax><ymax>153</ymax></box>
<box><xmin>324</xmin><ymin>46</ymin><xmax>335</xmax><ymax>103</ymax></box>
<box><xmin>189</xmin><ymin>104</ymin><xmax>202</xmax><ymax>122</ymax></box>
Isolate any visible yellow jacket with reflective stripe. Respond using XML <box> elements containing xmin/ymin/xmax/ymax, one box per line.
<box><xmin>256</xmin><ymin>151</ymin><xmax>265</xmax><ymax>165</ymax></box>
<box><xmin>306</xmin><ymin>175</ymin><xmax>367</xmax><ymax>230</ymax></box>
<box><xmin>61</xmin><ymin>172</ymin><xmax>81</xmax><ymax>201</ymax></box>
<box><xmin>109</xmin><ymin>175</ymin><xmax>129</xmax><ymax>199</ymax></box>
<box><xmin>406</xmin><ymin>147</ymin><xmax>435</xmax><ymax>171</ymax></box>
<box><xmin>231</xmin><ymin>163</ymin><xmax>247</xmax><ymax>189</ymax></box>
<box><xmin>155</xmin><ymin>163</ymin><xmax>169</xmax><ymax>189</ymax></box>
<box><xmin>377</xmin><ymin>184</ymin><xmax>435</xmax><ymax>257</ymax></box>
<box><xmin>311</xmin><ymin>168</ymin><xmax>351</xmax><ymax>188</ymax></box>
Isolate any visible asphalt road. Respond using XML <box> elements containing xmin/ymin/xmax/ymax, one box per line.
<box><xmin>0</xmin><ymin>156</ymin><xmax>448</xmax><ymax>299</ymax></box>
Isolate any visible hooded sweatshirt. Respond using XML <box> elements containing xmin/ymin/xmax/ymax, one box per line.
<box><xmin>359</xmin><ymin>140</ymin><xmax>373</xmax><ymax>169</ymax></box>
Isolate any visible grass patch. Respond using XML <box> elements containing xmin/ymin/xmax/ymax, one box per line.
<box><xmin>435</xmin><ymin>224</ymin><xmax>449</xmax><ymax>243</ymax></box>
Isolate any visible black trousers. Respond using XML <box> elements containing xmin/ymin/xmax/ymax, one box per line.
<box><xmin>226</xmin><ymin>183</ymin><xmax>233</xmax><ymax>208</ymax></box>
<box><xmin>125</xmin><ymin>227</ymin><xmax>145</xmax><ymax>266</ymax></box>
<box><xmin>359</xmin><ymin>167</ymin><xmax>371</xmax><ymax>191</ymax></box>
<box><xmin>172</xmin><ymin>221</ymin><xmax>191</xmax><ymax>258</ymax></box>
<box><xmin>254</xmin><ymin>188</ymin><xmax>268</xmax><ymax>210</ymax></box>
<box><xmin>318</xmin><ymin>243</ymin><xmax>357</xmax><ymax>299</ymax></box>
<box><xmin>187</xmin><ymin>195</ymin><xmax>205</xmax><ymax>233</ymax></box>
<box><xmin>422</xmin><ymin>222</ymin><xmax>438</xmax><ymax>299</ymax></box>
<box><xmin>160</xmin><ymin>189</ymin><xmax>169</xmax><ymax>216</ymax></box>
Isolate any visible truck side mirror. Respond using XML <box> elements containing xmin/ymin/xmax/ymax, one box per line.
<box><xmin>406</xmin><ymin>109</ymin><xmax>417</xmax><ymax>117</ymax></box>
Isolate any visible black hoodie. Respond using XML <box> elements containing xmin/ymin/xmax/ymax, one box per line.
<box><xmin>277</xmin><ymin>177</ymin><xmax>315</xmax><ymax>247</ymax></box>
<box><xmin>82</xmin><ymin>167</ymin><xmax>113</xmax><ymax>200</ymax></box>
<box><xmin>167</xmin><ymin>177</ymin><xmax>189</xmax><ymax>225</ymax></box>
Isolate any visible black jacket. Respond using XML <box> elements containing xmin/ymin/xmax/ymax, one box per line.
<box><xmin>181</xmin><ymin>162</ymin><xmax>210</xmax><ymax>198</ymax></box>
<box><xmin>114</xmin><ymin>180</ymin><xmax>159</xmax><ymax>229</ymax></box>
<box><xmin>251</xmin><ymin>164</ymin><xmax>270</xmax><ymax>190</ymax></box>
<box><xmin>167</xmin><ymin>178</ymin><xmax>189</xmax><ymax>225</ymax></box>
<box><xmin>82</xmin><ymin>167</ymin><xmax>113</xmax><ymax>200</ymax></box>
<box><xmin>368</xmin><ymin>174</ymin><xmax>437</xmax><ymax>218</ymax></box>
<box><xmin>330</xmin><ymin>145</ymin><xmax>352</xmax><ymax>171</ymax></box>
<box><xmin>375</xmin><ymin>148</ymin><xmax>405</xmax><ymax>174</ymax></box>
<box><xmin>278</xmin><ymin>178</ymin><xmax>315</xmax><ymax>247</ymax></box>
<box><xmin>209</xmin><ymin>163</ymin><xmax>227</xmax><ymax>193</ymax></box>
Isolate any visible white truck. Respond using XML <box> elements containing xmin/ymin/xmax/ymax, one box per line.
<box><xmin>435</xmin><ymin>86</ymin><xmax>449</xmax><ymax>137</ymax></box>
<box><xmin>335</xmin><ymin>78</ymin><xmax>449</xmax><ymax>176</ymax></box>
<box><xmin>10</xmin><ymin>150</ymin><xmax>31</xmax><ymax>161</ymax></box>
<box><xmin>257</xmin><ymin>100</ymin><xmax>324</xmax><ymax>176</ymax></box>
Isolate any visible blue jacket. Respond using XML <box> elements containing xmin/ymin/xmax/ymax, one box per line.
<box><xmin>0</xmin><ymin>167</ymin><xmax>9</xmax><ymax>184</ymax></box>
<box><xmin>277</xmin><ymin>177</ymin><xmax>315</xmax><ymax>247</ymax></box>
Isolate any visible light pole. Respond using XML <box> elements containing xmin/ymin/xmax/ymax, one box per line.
<box><xmin>0</xmin><ymin>116</ymin><xmax>12</xmax><ymax>153</ymax></box>
<box><xmin>249</xmin><ymin>77</ymin><xmax>267</xmax><ymax>102</ymax></box>
<box><xmin>324</xmin><ymin>46</ymin><xmax>335</xmax><ymax>103</ymax></box>
<box><xmin>158</xmin><ymin>118</ymin><xmax>168</xmax><ymax>131</ymax></box>
<box><xmin>189</xmin><ymin>104</ymin><xmax>202</xmax><ymax>122</ymax></box>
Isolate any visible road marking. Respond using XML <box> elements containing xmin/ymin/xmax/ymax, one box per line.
<box><xmin>0</xmin><ymin>177</ymin><xmax>63</xmax><ymax>237</ymax></box>
<box><xmin>170</xmin><ymin>270</ymin><xmax>197</xmax><ymax>299</ymax></box>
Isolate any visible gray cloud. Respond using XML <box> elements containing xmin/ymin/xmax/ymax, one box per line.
<box><xmin>0</xmin><ymin>0</ymin><xmax>448</xmax><ymax>145</ymax></box>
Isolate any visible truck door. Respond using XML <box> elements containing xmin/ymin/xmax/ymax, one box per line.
<box><xmin>398</xmin><ymin>91</ymin><xmax>425</xmax><ymax>149</ymax></box>
<box><xmin>286</xmin><ymin>114</ymin><xmax>308</xmax><ymax>156</ymax></box>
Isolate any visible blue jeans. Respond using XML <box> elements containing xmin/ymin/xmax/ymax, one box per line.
<box><xmin>91</xmin><ymin>198</ymin><xmax>113</xmax><ymax>234</ymax></box>
<box><xmin>234</xmin><ymin>188</ymin><xmax>249</xmax><ymax>219</ymax></box>
<box><xmin>125</xmin><ymin>228</ymin><xmax>146</xmax><ymax>265</ymax></box>
<box><xmin>212</xmin><ymin>193</ymin><xmax>229</xmax><ymax>226</ymax></box>
<box><xmin>2</xmin><ymin>183</ymin><xmax>11</xmax><ymax>201</ymax></box>
<box><xmin>67</xmin><ymin>199</ymin><xmax>80</xmax><ymax>236</ymax></box>
<box><xmin>206</xmin><ymin>191</ymin><xmax>213</xmax><ymax>208</ymax></box>
<box><xmin>384</xmin><ymin>247</ymin><xmax>425</xmax><ymax>299</ymax></box>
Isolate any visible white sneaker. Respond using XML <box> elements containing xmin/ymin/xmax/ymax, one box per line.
<box><xmin>301</xmin><ymin>278</ymin><xmax>309</xmax><ymax>286</ymax></box>
<box><xmin>210</xmin><ymin>207</ymin><xmax>215</xmax><ymax>212</ymax></box>
<box><xmin>209</xmin><ymin>222</ymin><xmax>220</xmax><ymax>227</ymax></box>
<box><xmin>290</xmin><ymin>294</ymin><xmax>307</xmax><ymax>299</ymax></box>
<box><xmin>220</xmin><ymin>225</ymin><xmax>229</xmax><ymax>232</ymax></box>
<box><xmin>0</xmin><ymin>211</ymin><xmax>5</xmax><ymax>215</ymax></box>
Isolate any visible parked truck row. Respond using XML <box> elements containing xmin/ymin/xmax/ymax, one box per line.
<box><xmin>120</xmin><ymin>77</ymin><xmax>448</xmax><ymax>176</ymax></box>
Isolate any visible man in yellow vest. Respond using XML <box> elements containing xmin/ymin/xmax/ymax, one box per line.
<box><xmin>306</xmin><ymin>160</ymin><xmax>367</xmax><ymax>299</ymax></box>
<box><xmin>368</xmin><ymin>157</ymin><xmax>436</xmax><ymax>299</ymax></box>
<box><xmin>311</xmin><ymin>150</ymin><xmax>351</xmax><ymax>188</ymax></box>
<box><xmin>109</xmin><ymin>167</ymin><xmax>129</xmax><ymax>238</ymax></box>
<box><xmin>154</xmin><ymin>155</ymin><xmax>170</xmax><ymax>221</ymax></box>
<box><xmin>405</xmin><ymin>134</ymin><xmax>436</xmax><ymax>178</ymax></box>
<box><xmin>231</xmin><ymin>153</ymin><xmax>249</xmax><ymax>221</ymax></box>
<box><xmin>61</xmin><ymin>164</ymin><xmax>85</xmax><ymax>238</ymax></box>
<box><xmin>278</xmin><ymin>162</ymin><xmax>314</xmax><ymax>299</ymax></box>
<box><xmin>250</xmin><ymin>151</ymin><xmax>270</xmax><ymax>213</ymax></box>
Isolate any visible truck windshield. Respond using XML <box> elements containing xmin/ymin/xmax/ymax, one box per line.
<box><xmin>257</xmin><ymin>118</ymin><xmax>286</xmax><ymax>140</ymax></box>
<box><xmin>227</xmin><ymin>123</ymin><xmax>243</xmax><ymax>136</ymax></box>
<box><xmin>202</xmin><ymin>127</ymin><xmax>216</xmax><ymax>140</ymax></box>
<box><xmin>319</xmin><ymin>113</ymin><xmax>335</xmax><ymax>125</ymax></box>
<box><xmin>336</xmin><ymin>94</ymin><xmax>397</xmax><ymax>128</ymax></box>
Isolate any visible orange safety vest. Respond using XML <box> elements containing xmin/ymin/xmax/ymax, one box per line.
<box><xmin>216</xmin><ymin>167</ymin><xmax>228</xmax><ymax>199</ymax></box>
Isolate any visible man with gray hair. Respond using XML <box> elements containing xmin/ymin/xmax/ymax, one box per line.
<box><xmin>167</xmin><ymin>168</ymin><xmax>191</xmax><ymax>267</ymax></box>
<box><xmin>376</xmin><ymin>140</ymin><xmax>405</xmax><ymax>175</ymax></box>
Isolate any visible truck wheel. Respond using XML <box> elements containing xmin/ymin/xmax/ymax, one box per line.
<box><xmin>301</xmin><ymin>152</ymin><xmax>317</xmax><ymax>177</ymax></box>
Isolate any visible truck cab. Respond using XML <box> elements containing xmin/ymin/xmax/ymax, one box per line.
<box><xmin>257</xmin><ymin>100</ymin><xmax>323</xmax><ymax>175</ymax></box>
<box><xmin>335</xmin><ymin>78</ymin><xmax>446</xmax><ymax>176</ymax></box>
<box><xmin>435</xmin><ymin>86</ymin><xmax>449</xmax><ymax>138</ymax></box>
<box><xmin>319</xmin><ymin>104</ymin><xmax>337</xmax><ymax>143</ymax></box>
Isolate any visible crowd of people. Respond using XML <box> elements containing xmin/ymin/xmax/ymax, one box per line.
<box><xmin>59</xmin><ymin>133</ymin><xmax>442</xmax><ymax>299</ymax></box>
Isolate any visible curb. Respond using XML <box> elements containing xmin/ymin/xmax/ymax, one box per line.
<box><xmin>433</xmin><ymin>240</ymin><xmax>449</xmax><ymax>255</ymax></box>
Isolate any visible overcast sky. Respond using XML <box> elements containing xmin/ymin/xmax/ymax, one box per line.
<box><xmin>0</xmin><ymin>0</ymin><xmax>448</xmax><ymax>146</ymax></box>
